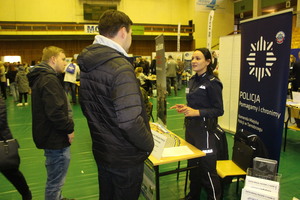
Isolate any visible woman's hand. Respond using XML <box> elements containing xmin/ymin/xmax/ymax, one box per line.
<box><xmin>170</xmin><ymin>104</ymin><xmax>186</xmax><ymax>113</ymax></box>
<box><xmin>170</xmin><ymin>104</ymin><xmax>200</xmax><ymax>117</ymax></box>
<box><xmin>182</xmin><ymin>107</ymin><xmax>200</xmax><ymax>117</ymax></box>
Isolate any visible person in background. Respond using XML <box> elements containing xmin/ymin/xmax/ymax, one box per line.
<box><xmin>166</xmin><ymin>55</ymin><xmax>178</xmax><ymax>96</ymax></box>
<box><xmin>177</xmin><ymin>58</ymin><xmax>185</xmax><ymax>90</ymax></box>
<box><xmin>150</xmin><ymin>56</ymin><xmax>156</xmax><ymax>75</ymax></box>
<box><xmin>171</xmin><ymin>48</ymin><xmax>223</xmax><ymax>200</ymax></box>
<box><xmin>142</xmin><ymin>57</ymin><xmax>150</xmax><ymax>75</ymax></box>
<box><xmin>211</xmin><ymin>51</ymin><xmax>218</xmax><ymax>71</ymax></box>
<box><xmin>77</xmin><ymin>10</ymin><xmax>154</xmax><ymax>200</ymax></box>
<box><xmin>64</xmin><ymin>58</ymin><xmax>80</xmax><ymax>104</ymax></box>
<box><xmin>289</xmin><ymin>54</ymin><xmax>296</xmax><ymax>96</ymax></box>
<box><xmin>27</xmin><ymin>46</ymin><xmax>75</xmax><ymax>200</ymax></box>
<box><xmin>6</xmin><ymin>63</ymin><xmax>19</xmax><ymax>102</ymax></box>
<box><xmin>139</xmin><ymin>81</ymin><xmax>152</xmax><ymax>121</ymax></box>
<box><xmin>23</xmin><ymin>62</ymin><xmax>30</xmax><ymax>74</ymax></box>
<box><xmin>15</xmin><ymin>65</ymin><xmax>30</xmax><ymax>106</ymax></box>
<box><xmin>0</xmin><ymin>61</ymin><xmax>7</xmax><ymax>100</ymax></box>
<box><xmin>0</xmin><ymin>96</ymin><xmax>32</xmax><ymax>200</ymax></box>
<box><xmin>292</xmin><ymin>51</ymin><xmax>300</xmax><ymax>91</ymax></box>
<box><xmin>289</xmin><ymin>54</ymin><xmax>296</xmax><ymax>74</ymax></box>
<box><xmin>135</xmin><ymin>66</ymin><xmax>151</xmax><ymax>94</ymax></box>
<box><xmin>133</xmin><ymin>57</ymin><xmax>140</xmax><ymax>68</ymax></box>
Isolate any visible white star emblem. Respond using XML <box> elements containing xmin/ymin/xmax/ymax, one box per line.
<box><xmin>246</xmin><ymin>36</ymin><xmax>277</xmax><ymax>82</ymax></box>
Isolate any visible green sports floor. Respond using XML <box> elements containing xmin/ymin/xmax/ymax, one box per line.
<box><xmin>1</xmin><ymin>87</ymin><xmax>300</xmax><ymax>200</ymax></box>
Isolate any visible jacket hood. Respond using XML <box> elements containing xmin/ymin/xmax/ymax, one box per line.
<box><xmin>27</xmin><ymin>62</ymin><xmax>57</xmax><ymax>87</ymax></box>
<box><xmin>77</xmin><ymin>44</ymin><xmax>131</xmax><ymax>73</ymax></box>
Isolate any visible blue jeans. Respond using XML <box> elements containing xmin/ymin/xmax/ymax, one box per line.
<box><xmin>98</xmin><ymin>163</ymin><xmax>144</xmax><ymax>200</ymax></box>
<box><xmin>64</xmin><ymin>82</ymin><xmax>76</xmax><ymax>103</ymax></box>
<box><xmin>44</xmin><ymin>147</ymin><xmax>70</xmax><ymax>200</ymax></box>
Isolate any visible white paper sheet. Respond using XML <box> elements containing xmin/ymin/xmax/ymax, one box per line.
<box><xmin>162</xmin><ymin>146</ymin><xmax>194</xmax><ymax>157</ymax></box>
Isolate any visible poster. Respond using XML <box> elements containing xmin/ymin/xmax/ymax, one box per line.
<box><xmin>155</xmin><ymin>34</ymin><xmax>167</xmax><ymax>125</ymax></box>
<box><xmin>237</xmin><ymin>10</ymin><xmax>293</xmax><ymax>162</ymax></box>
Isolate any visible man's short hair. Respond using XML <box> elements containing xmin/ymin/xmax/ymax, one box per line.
<box><xmin>98</xmin><ymin>10</ymin><xmax>133</xmax><ymax>38</ymax></box>
<box><xmin>41</xmin><ymin>46</ymin><xmax>64</xmax><ymax>62</ymax></box>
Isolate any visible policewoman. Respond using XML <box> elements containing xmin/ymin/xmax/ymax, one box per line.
<box><xmin>171</xmin><ymin>48</ymin><xmax>223</xmax><ymax>200</ymax></box>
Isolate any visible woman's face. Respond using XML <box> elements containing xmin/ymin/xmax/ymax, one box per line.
<box><xmin>191</xmin><ymin>50</ymin><xmax>210</xmax><ymax>75</ymax></box>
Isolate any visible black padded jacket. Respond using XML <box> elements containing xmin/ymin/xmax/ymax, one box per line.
<box><xmin>27</xmin><ymin>63</ymin><xmax>74</xmax><ymax>149</ymax></box>
<box><xmin>78</xmin><ymin>44</ymin><xmax>154</xmax><ymax>168</ymax></box>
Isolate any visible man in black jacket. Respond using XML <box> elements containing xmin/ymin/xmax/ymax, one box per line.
<box><xmin>27</xmin><ymin>46</ymin><xmax>75</xmax><ymax>200</ymax></box>
<box><xmin>77</xmin><ymin>10</ymin><xmax>154</xmax><ymax>200</ymax></box>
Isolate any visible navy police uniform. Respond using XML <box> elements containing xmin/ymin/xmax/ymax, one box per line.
<box><xmin>185</xmin><ymin>72</ymin><xmax>223</xmax><ymax>200</ymax></box>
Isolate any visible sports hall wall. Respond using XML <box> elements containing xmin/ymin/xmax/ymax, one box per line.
<box><xmin>0</xmin><ymin>0</ymin><xmax>234</xmax><ymax>63</ymax></box>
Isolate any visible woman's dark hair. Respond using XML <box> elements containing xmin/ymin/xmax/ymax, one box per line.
<box><xmin>98</xmin><ymin>10</ymin><xmax>133</xmax><ymax>38</ymax></box>
<box><xmin>194</xmin><ymin>48</ymin><xmax>213</xmax><ymax>75</ymax></box>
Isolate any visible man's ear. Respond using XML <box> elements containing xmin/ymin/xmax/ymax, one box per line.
<box><xmin>119</xmin><ymin>27</ymin><xmax>127</xmax><ymax>39</ymax></box>
<box><xmin>49</xmin><ymin>56</ymin><xmax>56</xmax><ymax>66</ymax></box>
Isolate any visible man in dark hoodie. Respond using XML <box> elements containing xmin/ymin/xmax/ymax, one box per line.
<box><xmin>27</xmin><ymin>46</ymin><xmax>75</xmax><ymax>200</ymax></box>
<box><xmin>77</xmin><ymin>10</ymin><xmax>154</xmax><ymax>200</ymax></box>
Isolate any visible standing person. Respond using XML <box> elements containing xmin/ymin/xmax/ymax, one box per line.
<box><xmin>143</xmin><ymin>57</ymin><xmax>150</xmax><ymax>75</ymax></box>
<box><xmin>171</xmin><ymin>48</ymin><xmax>223</xmax><ymax>200</ymax></box>
<box><xmin>0</xmin><ymin>61</ymin><xmax>7</xmax><ymax>100</ymax></box>
<box><xmin>177</xmin><ymin>58</ymin><xmax>185</xmax><ymax>90</ymax></box>
<box><xmin>0</xmin><ymin>97</ymin><xmax>32</xmax><ymax>200</ymax></box>
<box><xmin>211</xmin><ymin>51</ymin><xmax>218</xmax><ymax>71</ymax></box>
<box><xmin>27</xmin><ymin>46</ymin><xmax>75</xmax><ymax>200</ymax></box>
<box><xmin>64</xmin><ymin>58</ymin><xmax>80</xmax><ymax>104</ymax></box>
<box><xmin>15</xmin><ymin>65</ymin><xmax>30</xmax><ymax>106</ymax></box>
<box><xmin>150</xmin><ymin>56</ymin><xmax>156</xmax><ymax>75</ymax></box>
<box><xmin>166</xmin><ymin>55</ymin><xmax>178</xmax><ymax>96</ymax></box>
<box><xmin>292</xmin><ymin>51</ymin><xmax>300</xmax><ymax>91</ymax></box>
<box><xmin>77</xmin><ymin>10</ymin><xmax>154</xmax><ymax>200</ymax></box>
<box><xmin>6</xmin><ymin>64</ymin><xmax>19</xmax><ymax>102</ymax></box>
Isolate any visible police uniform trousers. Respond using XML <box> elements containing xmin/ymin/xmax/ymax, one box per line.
<box><xmin>185</xmin><ymin>118</ymin><xmax>221</xmax><ymax>200</ymax></box>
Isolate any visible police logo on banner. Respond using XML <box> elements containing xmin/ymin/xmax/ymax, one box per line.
<box><xmin>246</xmin><ymin>36</ymin><xmax>277</xmax><ymax>82</ymax></box>
<box><xmin>275</xmin><ymin>31</ymin><xmax>285</xmax><ymax>44</ymax></box>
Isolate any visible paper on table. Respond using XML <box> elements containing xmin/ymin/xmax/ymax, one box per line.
<box><xmin>286</xmin><ymin>101</ymin><xmax>300</xmax><ymax>107</ymax></box>
<box><xmin>162</xmin><ymin>146</ymin><xmax>194</xmax><ymax>157</ymax></box>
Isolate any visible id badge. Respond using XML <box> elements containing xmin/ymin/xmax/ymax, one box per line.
<box><xmin>185</xmin><ymin>88</ymin><xmax>189</xmax><ymax>94</ymax></box>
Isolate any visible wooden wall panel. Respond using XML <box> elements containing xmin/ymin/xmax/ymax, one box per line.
<box><xmin>0</xmin><ymin>39</ymin><xmax>194</xmax><ymax>64</ymax></box>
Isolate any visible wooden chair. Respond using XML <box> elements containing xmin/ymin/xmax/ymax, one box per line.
<box><xmin>216</xmin><ymin>160</ymin><xmax>247</xmax><ymax>195</ymax></box>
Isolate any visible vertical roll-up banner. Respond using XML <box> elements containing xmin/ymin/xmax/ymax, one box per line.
<box><xmin>237</xmin><ymin>10</ymin><xmax>293</xmax><ymax>162</ymax></box>
<box><xmin>155</xmin><ymin>34</ymin><xmax>167</xmax><ymax>125</ymax></box>
<box><xmin>177</xmin><ymin>23</ymin><xmax>181</xmax><ymax>52</ymax></box>
<box><xmin>207</xmin><ymin>10</ymin><xmax>214</xmax><ymax>50</ymax></box>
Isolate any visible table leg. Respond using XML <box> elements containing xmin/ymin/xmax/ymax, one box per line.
<box><xmin>236</xmin><ymin>177</ymin><xmax>240</xmax><ymax>194</ymax></box>
<box><xmin>154</xmin><ymin>165</ymin><xmax>160</xmax><ymax>200</ymax></box>
<box><xmin>177</xmin><ymin>161</ymin><xmax>180</xmax><ymax>180</ymax></box>
<box><xmin>184</xmin><ymin>170</ymin><xmax>189</xmax><ymax>195</ymax></box>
